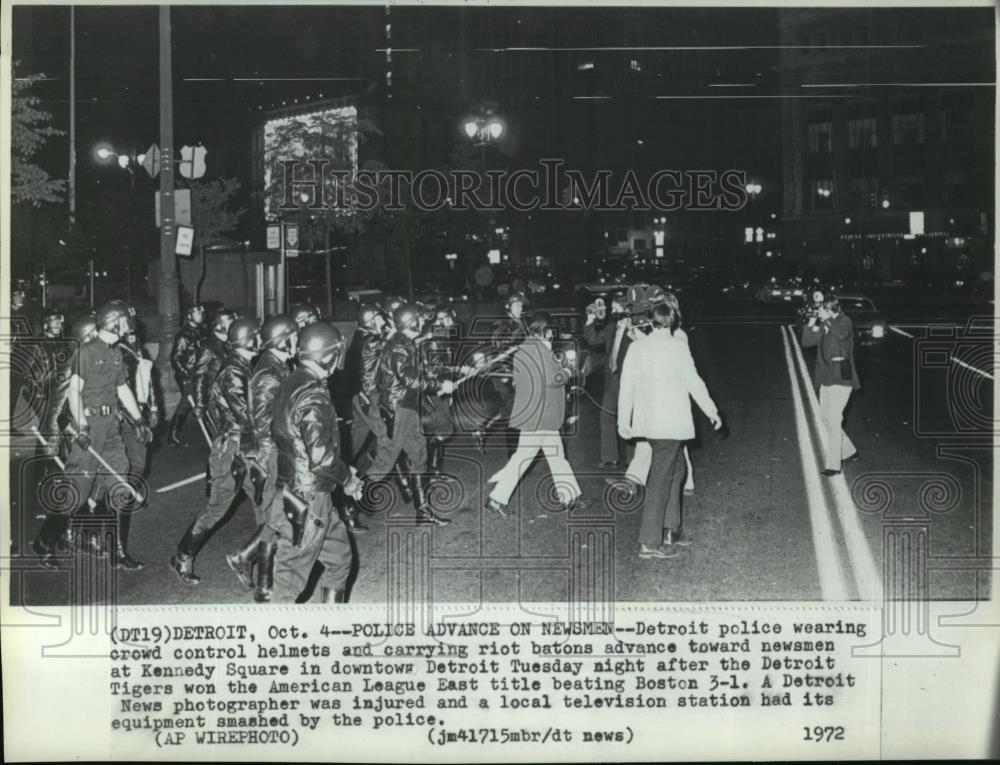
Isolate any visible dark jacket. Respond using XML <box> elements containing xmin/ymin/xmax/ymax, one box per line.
<box><xmin>273</xmin><ymin>366</ymin><xmax>351</xmax><ymax>494</ymax></box>
<box><xmin>509</xmin><ymin>336</ymin><xmax>569</xmax><ymax>432</ymax></box>
<box><xmin>248</xmin><ymin>350</ymin><xmax>290</xmax><ymax>450</ymax></box>
<box><xmin>192</xmin><ymin>333</ymin><xmax>229</xmax><ymax>410</ymax></box>
<box><xmin>343</xmin><ymin>326</ymin><xmax>384</xmax><ymax>401</ymax></box>
<box><xmin>801</xmin><ymin>313</ymin><xmax>861</xmax><ymax>389</ymax></box>
<box><xmin>584</xmin><ymin>318</ymin><xmax>632</xmax><ymax>380</ymax></box>
<box><xmin>171</xmin><ymin>322</ymin><xmax>204</xmax><ymax>383</ymax></box>
<box><xmin>207</xmin><ymin>350</ymin><xmax>253</xmax><ymax>437</ymax></box>
<box><xmin>377</xmin><ymin>332</ymin><xmax>436</xmax><ymax>412</ymax></box>
<box><xmin>31</xmin><ymin>338</ymin><xmax>75</xmax><ymax>435</ymax></box>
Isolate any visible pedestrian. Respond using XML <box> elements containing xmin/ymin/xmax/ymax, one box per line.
<box><xmin>485</xmin><ymin>312</ymin><xmax>582</xmax><ymax>517</ymax></box>
<box><xmin>584</xmin><ymin>290</ymin><xmax>633</xmax><ymax>468</ymax></box>
<box><xmin>170</xmin><ymin>317</ymin><xmax>260</xmax><ymax>585</ymax></box>
<box><xmin>270</xmin><ymin>322</ymin><xmax>363</xmax><ymax>603</ymax></box>
<box><xmin>618</xmin><ymin>301</ymin><xmax>722</xmax><ymax>559</ymax></box>
<box><xmin>800</xmin><ymin>296</ymin><xmax>860</xmax><ymax>475</ymax></box>
<box><xmin>224</xmin><ymin>314</ymin><xmax>298</xmax><ymax>602</ymax></box>
<box><xmin>361</xmin><ymin>303</ymin><xmax>455</xmax><ymax>526</ymax></box>
<box><xmin>168</xmin><ymin>304</ymin><xmax>206</xmax><ymax>446</ymax></box>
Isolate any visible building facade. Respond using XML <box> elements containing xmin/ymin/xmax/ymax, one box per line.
<box><xmin>777</xmin><ymin>8</ymin><xmax>994</xmax><ymax>283</ymax></box>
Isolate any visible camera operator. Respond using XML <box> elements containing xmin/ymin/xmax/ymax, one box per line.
<box><xmin>584</xmin><ymin>290</ymin><xmax>636</xmax><ymax>468</ymax></box>
<box><xmin>800</xmin><ymin>296</ymin><xmax>860</xmax><ymax>476</ymax></box>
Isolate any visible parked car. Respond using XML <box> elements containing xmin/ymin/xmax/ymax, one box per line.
<box><xmin>755</xmin><ymin>278</ymin><xmax>805</xmax><ymax>304</ymax></box>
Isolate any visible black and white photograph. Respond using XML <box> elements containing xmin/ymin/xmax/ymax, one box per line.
<box><xmin>3</xmin><ymin>4</ymin><xmax>999</xmax><ymax>760</ymax></box>
<box><xmin>5</xmin><ymin>2</ymin><xmax>995</xmax><ymax>609</ymax></box>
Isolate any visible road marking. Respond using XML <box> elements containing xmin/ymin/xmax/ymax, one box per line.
<box><xmin>780</xmin><ymin>326</ymin><xmax>850</xmax><ymax>600</ymax></box>
<box><xmin>785</xmin><ymin>325</ymin><xmax>884</xmax><ymax>601</ymax></box>
<box><xmin>156</xmin><ymin>473</ymin><xmax>204</xmax><ymax>493</ymax></box>
<box><xmin>951</xmin><ymin>356</ymin><xmax>995</xmax><ymax>381</ymax></box>
<box><xmin>889</xmin><ymin>325</ymin><xmax>914</xmax><ymax>338</ymax></box>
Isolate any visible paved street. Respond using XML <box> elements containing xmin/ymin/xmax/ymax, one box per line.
<box><xmin>7</xmin><ymin>298</ymin><xmax>994</xmax><ymax>606</ymax></box>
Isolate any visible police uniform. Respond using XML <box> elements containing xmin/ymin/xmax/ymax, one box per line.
<box><xmin>170</xmin><ymin>343</ymin><xmax>255</xmax><ymax>585</ymax></box>
<box><xmin>119</xmin><ymin>336</ymin><xmax>157</xmax><ymax>486</ymax></box>
<box><xmin>270</xmin><ymin>366</ymin><xmax>354</xmax><ymax>603</ymax></box>
<box><xmin>419</xmin><ymin>324</ymin><xmax>458</xmax><ymax>474</ymax></box>
<box><xmin>169</xmin><ymin>319</ymin><xmax>205</xmax><ymax>443</ymax></box>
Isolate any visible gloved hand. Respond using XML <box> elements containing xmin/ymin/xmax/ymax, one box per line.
<box><xmin>344</xmin><ymin>473</ymin><xmax>364</xmax><ymax>501</ymax></box>
<box><xmin>74</xmin><ymin>427</ymin><xmax>92</xmax><ymax>451</ymax></box>
<box><xmin>146</xmin><ymin>407</ymin><xmax>160</xmax><ymax>430</ymax></box>
<box><xmin>133</xmin><ymin>421</ymin><xmax>153</xmax><ymax>445</ymax></box>
<box><xmin>438</xmin><ymin>379</ymin><xmax>455</xmax><ymax>396</ymax></box>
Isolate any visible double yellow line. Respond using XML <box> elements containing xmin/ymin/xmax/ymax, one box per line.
<box><xmin>781</xmin><ymin>325</ymin><xmax>883</xmax><ymax>602</ymax></box>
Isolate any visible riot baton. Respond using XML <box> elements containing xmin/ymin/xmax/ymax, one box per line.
<box><xmin>65</xmin><ymin>425</ymin><xmax>144</xmax><ymax>505</ymax></box>
<box><xmin>452</xmin><ymin>344</ymin><xmax>518</xmax><ymax>390</ymax></box>
<box><xmin>30</xmin><ymin>425</ymin><xmax>65</xmax><ymax>470</ymax></box>
<box><xmin>187</xmin><ymin>395</ymin><xmax>214</xmax><ymax>448</ymax></box>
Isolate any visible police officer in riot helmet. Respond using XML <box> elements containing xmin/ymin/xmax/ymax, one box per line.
<box><xmin>188</xmin><ymin>308</ymin><xmax>235</xmax><ymax>428</ymax></box>
<box><xmin>270</xmin><ymin>321</ymin><xmax>362</xmax><ymax>603</ymax></box>
<box><xmin>225</xmin><ymin>314</ymin><xmax>299</xmax><ymax>602</ymax></box>
<box><xmin>168</xmin><ymin>303</ymin><xmax>206</xmax><ymax>445</ymax></box>
<box><xmin>170</xmin><ymin>317</ymin><xmax>260</xmax><ymax>585</ymax></box>
<box><xmin>39</xmin><ymin>301</ymin><xmax>149</xmax><ymax>569</ymax></box>
<box><xmin>360</xmin><ymin>303</ymin><xmax>455</xmax><ymax>526</ymax></box>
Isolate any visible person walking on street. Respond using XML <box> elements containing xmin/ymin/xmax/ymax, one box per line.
<box><xmin>486</xmin><ymin>313</ymin><xmax>582</xmax><ymax>517</ymax></box>
<box><xmin>618</xmin><ymin>302</ymin><xmax>721</xmax><ymax>559</ymax></box>
<box><xmin>270</xmin><ymin>322</ymin><xmax>363</xmax><ymax>603</ymax></box>
<box><xmin>168</xmin><ymin>304</ymin><xmax>206</xmax><ymax>446</ymax></box>
<box><xmin>800</xmin><ymin>296</ymin><xmax>860</xmax><ymax>475</ymax></box>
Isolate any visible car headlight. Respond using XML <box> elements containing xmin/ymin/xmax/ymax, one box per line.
<box><xmin>771</xmin><ymin>290</ymin><xmax>781</xmax><ymax>296</ymax></box>
<box><xmin>552</xmin><ymin>283</ymin><xmax>561</xmax><ymax>290</ymax></box>
<box><xmin>871</xmin><ymin>324</ymin><xmax>885</xmax><ymax>339</ymax></box>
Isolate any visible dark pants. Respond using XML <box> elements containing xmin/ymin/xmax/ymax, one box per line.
<box><xmin>600</xmin><ymin>373</ymin><xmax>621</xmax><ymax>463</ymax></box>
<box><xmin>121</xmin><ymin>419</ymin><xmax>147</xmax><ymax>484</ymax></box>
<box><xmin>173</xmin><ymin>378</ymin><xmax>194</xmax><ymax>420</ymax></box>
<box><xmin>191</xmin><ymin>434</ymin><xmax>264</xmax><ymax>532</ymax></box>
<box><xmin>366</xmin><ymin>407</ymin><xmax>427</xmax><ymax>479</ymax></box>
<box><xmin>421</xmin><ymin>393</ymin><xmax>455</xmax><ymax>439</ymax></box>
<box><xmin>272</xmin><ymin>491</ymin><xmax>352</xmax><ymax>602</ymax></box>
<box><xmin>62</xmin><ymin>414</ymin><xmax>129</xmax><ymax>510</ymax></box>
<box><xmin>639</xmin><ymin>439</ymin><xmax>686</xmax><ymax>546</ymax></box>
<box><xmin>349</xmin><ymin>394</ymin><xmax>387</xmax><ymax>466</ymax></box>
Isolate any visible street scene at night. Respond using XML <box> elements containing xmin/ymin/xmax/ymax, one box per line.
<box><xmin>5</xmin><ymin>4</ymin><xmax>995</xmax><ymax>608</ymax></box>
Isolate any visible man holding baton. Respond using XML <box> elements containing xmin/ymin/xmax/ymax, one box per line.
<box><xmin>50</xmin><ymin>302</ymin><xmax>149</xmax><ymax>569</ymax></box>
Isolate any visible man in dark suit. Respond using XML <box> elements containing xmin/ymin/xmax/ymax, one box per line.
<box><xmin>584</xmin><ymin>291</ymin><xmax>633</xmax><ymax>467</ymax></box>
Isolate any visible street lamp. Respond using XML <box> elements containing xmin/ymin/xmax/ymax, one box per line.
<box><xmin>464</xmin><ymin>115</ymin><xmax>504</xmax><ymax>145</ymax></box>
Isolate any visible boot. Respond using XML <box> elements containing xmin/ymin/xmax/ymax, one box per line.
<box><xmin>226</xmin><ymin>524</ymin><xmax>267</xmax><ymax>589</ymax></box>
<box><xmin>344</xmin><ymin>497</ymin><xmax>369</xmax><ymax>534</ymax></box>
<box><xmin>393</xmin><ymin>468</ymin><xmax>414</xmax><ymax>505</ymax></box>
<box><xmin>412</xmin><ymin>474</ymin><xmax>451</xmax><ymax>526</ymax></box>
<box><xmin>427</xmin><ymin>438</ymin><xmax>441</xmax><ymax>477</ymax></box>
<box><xmin>34</xmin><ymin>512</ymin><xmax>69</xmax><ymax>565</ymax></box>
<box><xmin>321</xmin><ymin>587</ymin><xmax>347</xmax><ymax>603</ymax></box>
<box><xmin>112</xmin><ymin>511</ymin><xmax>144</xmax><ymax>571</ymax></box>
<box><xmin>31</xmin><ymin>537</ymin><xmax>60</xmax><ymax>569</ymax></box>
<box><xmin>168</xmin><ymin>408</ymin><xmax>189</xmax><ymax>446</ymax></box>
<box><xmin>254</xmin><ymin>536</ymin><xmax>277</xmax><ymax>603</ymax></box>
<box><xmin>170</xmin><ymin>522</ymin><xmax>211</xmax><ymax>585</ymax></box>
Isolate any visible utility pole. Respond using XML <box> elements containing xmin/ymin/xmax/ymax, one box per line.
<box><xmin>156</xmin><ymin>5</ymin><xmax>180</xmax><ymax>405</ymax></box>
<box><xmin>68</xmin><ymin>6</ymin><xmax>76</xmax><ymax>226</ymax></box>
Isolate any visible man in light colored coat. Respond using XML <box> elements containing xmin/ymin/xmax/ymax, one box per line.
<box><xmin>618</xmin><ymin>302</ymin><xmax>722</xmax><ymax>559</ymax></box>
<box><xmin>486</xmin><ymin>313</ymin><xmax>581</xmax><ymax>516</ymax></box>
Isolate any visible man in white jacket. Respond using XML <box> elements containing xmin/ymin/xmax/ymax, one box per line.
<box><xmin>618</xmin><ymin>302</ymin><xmax>722</xmax><ymax>559</ymax></box>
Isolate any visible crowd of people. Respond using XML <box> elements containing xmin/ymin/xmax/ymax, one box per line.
<box><xmin>13</xmin><ymin>278</ymin><xmax>862</xmax><ymax>601</ymax></box>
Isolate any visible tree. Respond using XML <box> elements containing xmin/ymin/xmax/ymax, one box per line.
<box><xmin>189</xmin><ymin>177</ymin><xmax>246</xmax><ymax>304</ymax></box>
<box><xmin>11</xmin><ymin>64</ymin><xmax>66</xmax><ymax>207</ymax></box>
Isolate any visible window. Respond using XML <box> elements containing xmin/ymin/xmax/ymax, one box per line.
<box><xmin>850</xmin><ymin>177</ymin><xmax>880</xmax><ymax>208</ymax></box>
<box><xmin>808</xmin><ymin>122</ymin><xmax>833</xmax><ymax>153</ymax></box>
<box><xmin>892</xmin><ymin>112</ymin><xmax>925</xmax><ymax>145</ymax></box>
<box><xmin>633</xmin><ymin>238</ymin><xmax>647</xmax><ymax>250</ymax></box>
<box><xmin>848</xmin><ymin>117</ymin><xmax>877</xmax><ymax>149</ymax></box>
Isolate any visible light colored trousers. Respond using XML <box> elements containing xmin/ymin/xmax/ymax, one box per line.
<box><xmin>489</xmin><ymin>430</ymin><xmax>581</xmax><ymax>505</ymax></box>
<box><xmin>625</xmin><ymin>442</ymin><xmax>694</xmax><ymax>491</ymax></box>
<box><xmin>819</xmin><ymin>384</ymin><xmax>856</xmax><ymax>471</ymax></box>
